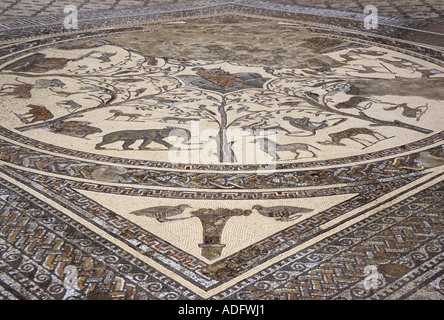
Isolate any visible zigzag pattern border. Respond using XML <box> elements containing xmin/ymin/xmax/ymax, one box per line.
<box><xmin>0</xmin><ymin>165</ymin><xmax>428</xmax><ymax>290</ymax></box>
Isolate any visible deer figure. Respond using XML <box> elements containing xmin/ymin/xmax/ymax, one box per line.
<box><xmin>318</xmin><ymin>128</ymin><xmax>388</xmax><ymax>148</ymax></box>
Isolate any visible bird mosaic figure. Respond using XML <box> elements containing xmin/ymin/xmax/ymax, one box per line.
<box><xmin>129</xmin><ymin>204</ymin><xmax>191</xmax><ymax>222</ymax></box>
<box><xmin>252</xmin><ymin>205</ymin><xmax>313</xmax><ymax>221</ymax></box>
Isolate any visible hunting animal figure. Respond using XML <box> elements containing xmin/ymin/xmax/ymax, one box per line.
<box><xmin>384</xmin><ymin>103</ymin><xmax>428</xmax><ymax>121</ymax></box>
<box><xmin>318</xmin><ymin>127</ymin><xmax>388</xmax><ymax>148</ymax></box>
<box><xmin>56</xmin><ymin>100</ymin><xmax>83</xmax><ymax>113</ymax></box>
<box><xmin>252</xmin><ymin>205</ymin><xmax>313</xmax><ymax>221</ymax></box>
<box><xmin>106</xmin><ymin>110</ymin><xmax>145</xmax><ymax>122</ymax></box>
<box><xmin>0</xmin><ymin>78</ymin><xmax>66</xmax><ymax>99</ymax></box>
<box><xmin>47</xmin><ymin>121</ymin><xmax>102</xmax><ymax>138</ymax></box>
<box><xmin>333</xmin><ymin>96</ymin><xmax>370</xmax><ymax>110</ymax></box>
<box><xmin>160</xmin><ymin>116</ymin><xmax>200</xmax><ymax>124</ymax></box>
<box><xmin>253</xmin><ymin>138</ymin><xmax>320</xmax><ymax>161</ymax></box>
<box><xmin>95</xmin><ymin>127</ymin><xmax>191</xmax><ymax>150</ymax></box>
<box><xmin>129</xmin><ymin>204</ymin><xmax>191</xmax><ymax>222</ymax></box>
<box><xmin>242</xmin><ymin>119</ymin><xmax>292</xmax><ymax>135</ymax></box>
<box><xmin>0</xmin><ymin>82</ymin><xmax>33</xmax><ymax>99</ymax></box>
<box><xmin>16</xmin><ymin>105</ymin><xmax>54</xmax><ymax>124</ymax></box>
<box><xmin>283</xmin><ymin>116</ymin><xmax>328</xmax><ymax>136</ymax></box>
<box><xmin>1</xmin><ymin>52</ymin><xmax>94</xmax><ymax>73</ymax></box>
<box><xmin>192</xmin><ymin>67</ymin><xmax>246</xmax><ymax>87</ymax></box>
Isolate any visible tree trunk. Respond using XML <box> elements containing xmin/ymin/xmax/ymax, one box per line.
<box><xmin>216</xmin><ymin>96</ymin><xmax>237</xmax><ymax>163</ymax></box>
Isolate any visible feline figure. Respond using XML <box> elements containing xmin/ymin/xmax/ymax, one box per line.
<box><xmin>95</xmin><ymin>127</ymin><xmax>191</xmax><ymax>150</ymax></box>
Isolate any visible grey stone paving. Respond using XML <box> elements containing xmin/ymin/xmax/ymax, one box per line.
<box><xmin>0</xmin><ymin>0</ymin><xmax>443</xmax><ymax>47</ymax></box>
<box><xmin>275</xmin><ymin>0</ymin><xmax>444</xmax><ymax>21</ymax></box>
<box><xmin>0</xmin><ymin>0</ymin><xmax>402</xmax><ymax>35</ymax></box>
<box><xmin>0</xmin><ymin>0</ymin><xmax>443</xmax><ymax>22</ymax></box>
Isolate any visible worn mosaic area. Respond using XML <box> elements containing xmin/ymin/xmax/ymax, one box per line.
<box><xmin>0</xmin><ymin>1</ymin><xmax>443</xmax><ymax>300</ymax></box>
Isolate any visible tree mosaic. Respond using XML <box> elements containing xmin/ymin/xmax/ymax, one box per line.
<box><xmin>0</xmin><ymin>40</ymin><xmax>442</xmax><ymax>164</ymax></box>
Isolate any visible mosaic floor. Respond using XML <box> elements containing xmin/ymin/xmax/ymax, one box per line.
<box><xmin>0</xmin><ymin>0</ymin><xmax>443</xmax><ymax>302</ymax></box>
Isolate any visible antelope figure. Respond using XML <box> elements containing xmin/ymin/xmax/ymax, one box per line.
<box><xmin>318</xmin><ymin>127</ymin><xmax>388</xmax><ymax>148</ymax></box>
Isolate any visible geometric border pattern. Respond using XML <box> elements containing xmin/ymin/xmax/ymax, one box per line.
<box><xmin>1</xmin><ymin>0</ymin><xmax>443</xmax><ymax>300</ymax></box>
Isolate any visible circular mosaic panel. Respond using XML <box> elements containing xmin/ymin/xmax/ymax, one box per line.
<box><xmin>1</xmin><ymin>18</ymin><xmax>443</xmax><ymax>169</ymax></box>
